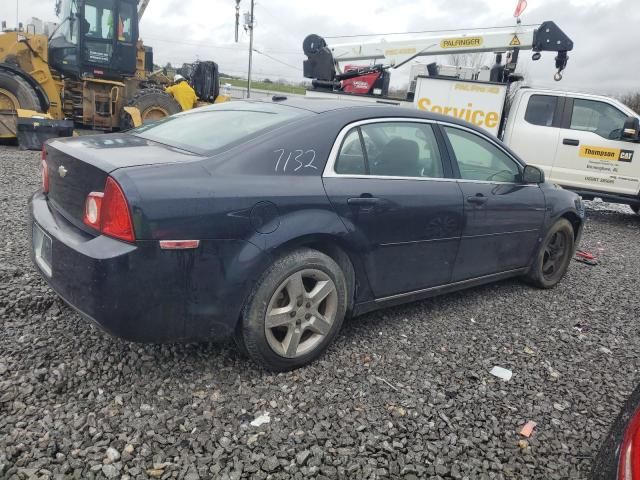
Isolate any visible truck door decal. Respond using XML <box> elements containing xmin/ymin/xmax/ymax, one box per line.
<box><xmin>579</xmin><ymin>145</ymin><xmax>634</xmax><ymax>163</ymax></box>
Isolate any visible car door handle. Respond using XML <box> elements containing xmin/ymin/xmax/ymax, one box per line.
<box><xmin>563</xmin><ymin>138</ymin><xmax>580</xmax><ymax>146</ymax></box>
<box><xmin>347</xmin><ymin>197</ymin><xmax>381</xmax><ymax>206</ymax></box>
<box><xmin>467</xmin><ymin>194</ymin><xmax>488</xmax><ymax>205</ymax></box>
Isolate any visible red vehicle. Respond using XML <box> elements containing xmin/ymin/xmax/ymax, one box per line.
<box><xmin>593</xmin><ymin>384</ymin><xmax>640</xmax><ymax>479</ymax></box>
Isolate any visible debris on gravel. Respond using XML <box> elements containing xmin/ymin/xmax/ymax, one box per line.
<box><xmin>1</xmin><ymin>145</ymin><xmax>640</xmax><ymax>479</ymax></box>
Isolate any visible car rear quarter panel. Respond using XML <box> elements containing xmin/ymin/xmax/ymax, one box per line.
<box><xmin>116</xmin><ymin>113</ymin><xmax>377</xmax><ymax>331</ymax></box>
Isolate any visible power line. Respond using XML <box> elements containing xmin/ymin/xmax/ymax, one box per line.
<box><xmin>155</xmin><ymin>63</ymin><xmax>302</xmax><ymax>79</ymax></box>
<box><xmin>253</xmin><ymin>48</ymin><xmax>302</xmax><ymax>72</ymax></box>
<box><xmin>222</xmin><ymin>68</ymin><xmax>301</xmax><ymax>78</ymax></box>
<box><xmin>145</xmin><ymin>35</ymin><xmax>299</xmax><ymax>55</ymax></box>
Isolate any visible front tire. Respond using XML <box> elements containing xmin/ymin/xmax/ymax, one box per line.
<box><xmin>0</xmin><ymin>70</ymin><xmax>42</xmax><ymax>112</ymax></box>
<box><xmin>631</xmin><ymin>205</ymin><xmax>640</xmax><ymax>215</ymax></box>
<box><xmin>238</xmin><ymin>248</ymin><xmax>348</xmax><ymax>371</ymax></box>
<box><xmin>119</xmin><ymin>88</ymin><xmax>181</xmax><ymax>130</ymax></box>
<box><xmin>525</xmin><ymin>219</ymin><xmax>575</xmax><ymax>289</ymax></box>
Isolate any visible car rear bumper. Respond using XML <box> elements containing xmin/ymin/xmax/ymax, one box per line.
<box><xmin>30</xmin><ymin>192</ymin><xmax>269</xmax><ymax>343</ymax></box>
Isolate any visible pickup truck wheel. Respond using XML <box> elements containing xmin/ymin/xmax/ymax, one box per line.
<box><xmin>632</xmin><ymin>205</ymin><xmax>640</xmax><ymax>215</ymax></box>
<box><xmin>525</xmin><ymin>219</ymin><xmax>575</xmax><ymax>289</ymax></box>
<box><xmin>238</xmin><ymin>248</ymin><xmax>347</xmax><ymax>371</ymax></box>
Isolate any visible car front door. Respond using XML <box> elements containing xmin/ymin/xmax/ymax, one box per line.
<box><xmin>323</xmin><ymin>119</ymin><xmax>464</xmax><ymax>299</ymax></box>
<box><xmin>552</xmin><ymin>97</ymin><xmax>640</xmax><ymax>196</ymax></box>
<box><xmin>441</xmin><ymin>124</ymin><xmax>546</xmax><ymax>282</ymax></box>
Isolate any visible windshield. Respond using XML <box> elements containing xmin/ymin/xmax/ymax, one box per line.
<box><xmin>54</xmin><ymin>0</ymin><xmax>79</xmax><ymax>44</ymax></box>
<box><xmin>84</xmin><ymin>0</ymin><xmax>115</xmax><ymax>40</ymax></box>
<box><xmin>130</xmin><ymin>102</ymin><xmax>312</xmax><ymax>154</ymax></box>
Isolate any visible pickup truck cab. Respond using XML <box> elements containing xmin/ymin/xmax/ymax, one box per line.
<box><xmin>504</xmin><ymin>88</ymin><xmax>640</xmax><ymax>211</ymax></box>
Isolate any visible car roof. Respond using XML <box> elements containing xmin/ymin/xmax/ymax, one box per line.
<box><xmin>195</xmin><ymin>97</ymin><xmax>501</xmax><ymax>141</ymax></box>
<box><xmin>252</xmin><ymin>96</ymin><xmax>382</xmax><ymax>113</ymax></box>
<box><xmin>254</xmin><ymin>96</ymin><xmax>470</xmax><ymax>123</ymax></box>
<box><xmin>201</xmin><ymin>97</ymin><xmax>485</xmax><ymax>128</ymax></box>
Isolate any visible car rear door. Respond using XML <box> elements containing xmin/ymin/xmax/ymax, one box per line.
<box><xmin>551</xmin><ymin>96</ymin><xmax>640</xmax><ymax>196</ymax></box>
<box><xmin>441</xmin><ymin>124</ymin><xmax>545</xmax><ymax>282</ymax></box>
<box><xmin>322</xmin><ymin>119</ymin><xmax>464</xmax><ymax>299</ymax></box>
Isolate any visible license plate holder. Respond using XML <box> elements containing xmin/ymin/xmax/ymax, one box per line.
<box><xmin>33</xmin><ymin>223</ymin><xmax>53</xmax><ymax>276</ymax></box>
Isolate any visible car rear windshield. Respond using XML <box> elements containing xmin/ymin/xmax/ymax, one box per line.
<box><xmin>129</xmin><ymin>102</ymin><xmax>311</xmax><ymax>154</ymax></box>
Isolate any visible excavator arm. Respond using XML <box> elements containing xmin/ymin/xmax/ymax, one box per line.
<box><xmin>138</xmin><ymin>0</ymin><xmax>151</xmax><ymax>20</ymax></box>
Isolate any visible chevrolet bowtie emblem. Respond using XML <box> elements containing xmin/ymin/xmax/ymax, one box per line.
<box><xmin>58</xmin><ymin>165</ymin><xmax>67</xmax><ymax>178</ymax></box>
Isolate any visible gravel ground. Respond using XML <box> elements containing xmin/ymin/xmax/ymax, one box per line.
<box><xmin>1</xmin><ymin>144</ymin><xmax>640</xmax><ymax>480</ymax></box>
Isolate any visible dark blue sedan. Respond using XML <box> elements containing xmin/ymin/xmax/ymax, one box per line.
<box><xmin>31</xmin><ymin>98</ymin><xmax>585</xmax><ymax>370</ymax></box>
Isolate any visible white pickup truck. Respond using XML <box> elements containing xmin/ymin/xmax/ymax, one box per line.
<box><xmin>308</xmin><ymin>77</ymin><xmax>640</xmax><ymax>211</ymax></box>
<box><xmin>503</xmin><ymin>87</ymin><xmax>640</xmax><ymax>211</ymax></box>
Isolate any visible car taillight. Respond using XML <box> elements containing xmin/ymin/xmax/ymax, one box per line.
<box><xmin>82</xmin><ymin>177</ymin><xmax>135</xmax><ymax>242</ymax></box>
<box><xmin>101</xmin><ymin>177</ymin><xmax>135</xmax><ymax>241</ymax></box>
<box><xmin>41</xmin><ymin>146</ymin><xmax>49</xmax><ymax>193</ymax></box>
<box><xmin>619</xmin><ymin>407</ymin><xmax>640</xmax><ymax>480</ymax></box>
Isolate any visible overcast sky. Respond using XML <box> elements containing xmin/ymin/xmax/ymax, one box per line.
<box><xmin>3</xmin><ymin>0</ymin><xmax>639</xmax><ymax>95</ymax></box>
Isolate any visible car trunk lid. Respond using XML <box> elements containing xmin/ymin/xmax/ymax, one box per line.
<box><xmin>45</xmin><ymin>133</ymin><xmax>204</xmax><ymax>227</ymax></box>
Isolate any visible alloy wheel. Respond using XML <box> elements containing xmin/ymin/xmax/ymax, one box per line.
<box><xmin>264</xmin><ymin>269</ymin><xmax>338</xmax><ymax>358</ymax></box>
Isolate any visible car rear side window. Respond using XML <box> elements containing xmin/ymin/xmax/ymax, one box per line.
<box><xmin>444</xmin><ymin>127</ymin><xmax>521</xmax><ymax>183</ymax></box>
<box><xmin>130</xmin><ymin>102</ymin><xmax>310</xmax><ymax>154</ymax></box>
<box><xmin>525</xmin><ymin>95</ymin><xmax>558</xmax><ymax>127</ymax></box>
<box><xmin>335</xmin><ymin>122</ymin><xmax>444</xmax><ymax>178</ymax></box>
<box><xmin>335</xmin><ymin>129</ymin><xmax>367</xmax><ymax>175</ymax></box>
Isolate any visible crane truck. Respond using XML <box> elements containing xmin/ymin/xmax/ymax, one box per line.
<box><xmin>303</xmin><ymin>23</ymin><xmax>640</xmax><ymax>212</ymax></box>
<box><xmin>0</xmin><ymin>0</ymin><xmax>222</xmax><ymax>149</ymax></box>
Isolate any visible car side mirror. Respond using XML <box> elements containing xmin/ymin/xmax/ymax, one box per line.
<box><xmin>622</xmin><ymin>116</ymin><xmax>640</xmax><ymax>142</ymax></box>
<box><xmin>523</xmin><ymin>165</ymin><xmax>545</xmax><ymax>184</ymax></box>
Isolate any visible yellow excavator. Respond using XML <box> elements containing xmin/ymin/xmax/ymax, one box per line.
<box><xmin>0</xmin><ymin>0</ymin><xmax>223</xmax><ymax>148</ymax></box>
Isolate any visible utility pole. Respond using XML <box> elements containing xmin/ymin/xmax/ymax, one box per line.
<box><xmin>235</xmin><ymin>0</ymin><xmax>255</xmax><ymax>98</ymax></box>
<box><xmin>246</xmin><ymin>0</ymin><xmax>255</xmax><ymax>98</ymax></box>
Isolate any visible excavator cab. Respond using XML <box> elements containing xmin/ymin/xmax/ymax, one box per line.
<box><xmin>49</xmin><ymin>0</ymin><xmax>139</xmax><ymax>80</ymax></box>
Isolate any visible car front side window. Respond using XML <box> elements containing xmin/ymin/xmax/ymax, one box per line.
<box><xmin>570</xmin><ymin>99</ymin><xmax>628</xmax><ymax>139</ymax></box>
<box><xmin>444</xmin><ymin>126</ymin><xmax>521</xmax><ymax>183</ymax></box>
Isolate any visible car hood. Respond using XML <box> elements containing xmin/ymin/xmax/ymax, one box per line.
<box><xmin>48</xmin><ymin>132</ymin><xmax>205</xmax><ymax>173</ymax></box>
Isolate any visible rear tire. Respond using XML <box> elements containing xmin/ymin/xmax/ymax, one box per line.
<box><xmin>632</xmin><ymin>205</ymin><xmax>640</xmax><ymax>215</ymax></box>
<box><xmin>0</xmin><ymin>70</ymin><xmax>42</xmax><ymax>112</ymax></box>
<box><xmin>238</xmin><ymin>248</ymin><xmax>348</xmax><ymax>371</ymax></box>
<box><xmin>524</xmin><ymin>219</ymin><xmax>575</xmax><ymax>289</ymax></box>
<box><xmin>119</xmin><ymin>88</ymin><xmax>181</xmax><ymax>130</ymax></box>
